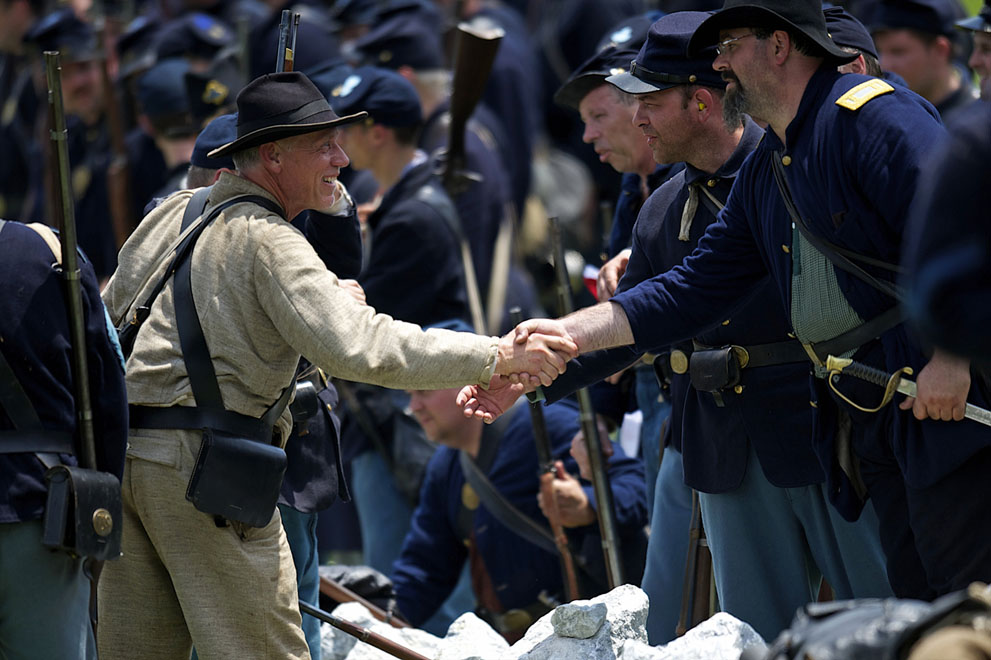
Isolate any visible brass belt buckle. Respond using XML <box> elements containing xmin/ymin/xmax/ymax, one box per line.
<box><xmin>670</xmin><ymin>349</ymin><xmax>689</xmax><ymax>374</ymax></box>
<box><xmin>730</xmin><ymin>345</ymin><xmax>750</xmax><ymax>369</ymax></box>
<box><xmin>801</xmin><ymin>342</ymin><xmax>824</xmax><ymax>367</ymax></box>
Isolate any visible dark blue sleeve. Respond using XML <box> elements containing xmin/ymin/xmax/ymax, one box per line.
<box><xmin>904</xmin><ymin>101</ymin><xmax>991</xmax><ymax>361</ymax></box>
<box><xmin>391</xmin><ymin>450</ymin><xmax>467</xmax><ymax>627</ymax></box>
<box><xmin>293</xmin><ymin>206</ymin><xmax>363</xmax><ymax>280</ymax></box>
<box><xmin>360</xmin><ymin>201</ymin><xmax>465</xmax><ymax>326</ymax></box>
<box><xmin>612</xmin><ymin>167</ymin><xmax>770</xmax><ymax>354</ymax></box>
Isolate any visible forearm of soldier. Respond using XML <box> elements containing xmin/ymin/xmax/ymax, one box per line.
<box><xmin>256</xmin><ymin>232</ymin><xmax>499</xmax><ymax>389</ymax></box>
<box><xmin>563</xmin><ymin>301</ymin><xmax>635</xmax><ymax>355</ymax></box>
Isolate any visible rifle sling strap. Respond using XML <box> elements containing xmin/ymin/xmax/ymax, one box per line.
<box><xmin>770</xmin><ymin>152</ymin><xmax>902</xmax><ymax>301</ymax></box>
<box><xmin>458</xmin><ymin>411</ymin><xmax>559</xmax><ymax>556</ymax></box>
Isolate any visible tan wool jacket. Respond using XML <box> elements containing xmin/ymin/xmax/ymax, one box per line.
<box><xmin>103</xmin><ymin>173</ymin><xmax>498</xmax><ymax>442</ymax></box>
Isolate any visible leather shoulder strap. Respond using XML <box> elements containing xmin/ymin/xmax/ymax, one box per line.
<box><xmin>770</xmin><ymin>152</ymin><xmax>903</xmax><ymax>301</ymax></box>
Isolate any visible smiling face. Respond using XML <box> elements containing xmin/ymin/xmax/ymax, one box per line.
<box><xmin>970</xmin><ymin>31</ymin><xmax>991</xmax><ymax>99</ymax></box>
<box><xmin>579</xmin><ymin>83</ymin><xmax>654</xmax><ymax>175</ymax></box>
<box><xmin>277</xmin><ymin>127</ymin><xmax>350</xmax><ymax>212</ymax></box>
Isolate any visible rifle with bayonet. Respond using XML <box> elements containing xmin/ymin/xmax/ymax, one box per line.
<box><xmin>511</xmin><ymin>307</ymin><xmax>581</xmax><ymax>602</ymax></box>
<box><xmin>548</xmin><ymin>217</ymin><xmax>624</xmax><ymax>588</ymax></box>
<box><xmin>440</xmin><ymin>23</ymin><xmax>503</xmax><ymax>333</ymax></box>
<box><xmin>275</xmin><ymin>9</ymin><xmax>300</xmax><ymax>73</ymax></box>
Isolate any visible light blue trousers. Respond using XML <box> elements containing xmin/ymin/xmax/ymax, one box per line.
<box><xmin>639</xmin><ymin>446</ymin><xmax>694</xmax><ymax>645</ymax></box>
<box><xmin>699</xmin><ymin>444</ymin><xmax>893</xmax><ymax>642</ymax></box>
<box><xmin>279</xmin><ymin>505</ymin><xmax>322</xmax><ymax>660</ymax></box>
<box><xmin>351</xmin><ymin>450</ymin><xmax>474</xmax><ymax>636</ymax></box>
<box><xmin>635</xmin><ymin>367</ymin><xmax>671</xmax><ymax>520</ymax></box>
<box><xmin>0</xmin><ymin>520</ymin><xmax>95</xmax><ymax>660</ymax></box>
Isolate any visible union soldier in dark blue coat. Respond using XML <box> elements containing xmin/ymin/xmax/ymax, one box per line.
<box><xmin>393</xmin><ymin>389</ymin><xmax>646</xmax><ymax>641</ymax></box>
<box><xmin>905</xmin><ymin>101</ymin><xmax>991</xmax><ymax>363</ymax></box>
<box><xmin>531</xmin><ymin>11</ymin><xmax>891</xmax><ymax>642</ymax></box>
<box><xmin>0</xmin><ymin>220</ymin><xmax>127</xmax><ymax>658</ymax></box>
<box><xmin>468</xmin><ymin>0</ymin><xmax>991</xmax><ymax>606</ymax></box>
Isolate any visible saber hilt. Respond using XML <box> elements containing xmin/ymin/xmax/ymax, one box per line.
<box><xmin>825</xmin><ymin>355</ymin><xmax>913</xmax><ymax>414</ymax></box>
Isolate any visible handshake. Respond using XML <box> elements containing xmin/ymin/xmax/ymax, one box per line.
<box><xmin>457</xmin><ymin>318</ymin><xmax>579</xmax><ymax>423</ymax></box>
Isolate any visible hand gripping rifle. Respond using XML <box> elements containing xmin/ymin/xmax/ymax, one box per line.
<box><xmin>440</xmin><ymin>23</ymin><xmax>503</xmax><ymax>333</ymax></box>
<box><xmin>511</xmin><ymin>307</ymin><xmax>581</xmax><ymax>601</ymax></box>
<box><xmin>275</xmin><ymin>9</ymin><xmax>301</xmax><ymax>73</ymax></box>
<box><xmin>549</xmin><ymin>217</ymin><xmax>624</xmax><ymax>588</ymax></box>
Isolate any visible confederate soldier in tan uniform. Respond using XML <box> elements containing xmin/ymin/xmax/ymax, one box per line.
<box><xmin>98</xmin><ymin>71</ymin><xmax>575</xmax><ymax>660</ymax></box>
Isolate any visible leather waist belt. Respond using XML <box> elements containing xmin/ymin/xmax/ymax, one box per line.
<box><xmin>0</xmin><ymin>431</ymin><xmax>74</xmax><ymax>454</ymax></box>
<box><xmin>128</xmin><ymin>405</ymin><xmax>274</xmax><ymax>443</ymax></box>
<box><xmin>692</xmin><ymin>338</ymin><xmax>807</xmax><ymax>369</ymax></box>
<box><xmin>798</xmin><ymin>306</ymin><xmax>903</xmax><ymax>367</ymax></box>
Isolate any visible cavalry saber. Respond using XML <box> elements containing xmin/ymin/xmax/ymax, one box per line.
<box><xmin>825</xmin><ymin>356</ymin><xmax>991</xmax><ymax>426</ymax></box>
<box><xmin>298</xmin><ymin>601</ymin><xmax>430</xmax><ymax>660</ymax></box>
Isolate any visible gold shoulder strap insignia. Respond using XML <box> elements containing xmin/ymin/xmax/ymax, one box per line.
<box><xmin>835</xmin><ymin>79</ymin><xmax>895</xmax><ymax>111</ymax></box>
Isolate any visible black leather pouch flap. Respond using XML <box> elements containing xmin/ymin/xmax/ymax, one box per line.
<box><xmin>42</xmin><ymin>465</ymin><xmax>123</xmax><ymax>561</ymax></box>
<box><xmin>689</xmin><ymin>347</ymin><xmax>741</xmax><ymax>392</ymax></box>
<box><xmin>185</xmin><ymin>429</ymin><xmax>287</xmax><ymax>528</ymax></box>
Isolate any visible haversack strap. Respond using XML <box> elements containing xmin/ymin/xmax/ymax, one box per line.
<box><xmin>770</xmin><ymin>152</ymin><xmax>903</xmax><ymax>300</ymax></box>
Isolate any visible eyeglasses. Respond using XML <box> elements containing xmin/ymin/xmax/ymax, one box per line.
<box><xmin>715</xmin><ymin>32</ymin><xmax>755</xmax><ymax>56</ymax></box>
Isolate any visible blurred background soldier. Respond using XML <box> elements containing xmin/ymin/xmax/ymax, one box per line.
<box><xmin>869</xmin><ymin>0</ymin><xmax>979</xmax><ymax>122</ymax></box>
<box><xmin>394</xmin><ymin>376</ymin><xmax>646</xmax><ymax>642</ymax></box>
<box><xmin>955</xmin><ymin>0</ymin><xmax>991</xmax><ymax>98</ymax></box>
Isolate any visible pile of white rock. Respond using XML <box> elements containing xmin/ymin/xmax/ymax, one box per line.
<box><xmin>320</xmin><ymin>584</ymin><xmax>768</xmax><ymax>660</ymax></box>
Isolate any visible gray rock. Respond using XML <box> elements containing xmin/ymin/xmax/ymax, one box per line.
<box><xmin>511</xmin><ymin>584</ymin><xmax>649</xmax><ymax>659</ymax></box>
<box><xmin>552</xmin><ymin>601</ymin><xmax>608</xmax><ymax>639</ymax></box>
<box><xmin>321</xmin><ymin>602</ymin><xmax>379</xmax><ymax>660</ymax></box>
<box><xmin>643</xmin><ymin>612</ymin><xmax>767</xmax><ymax>660</ymax></box>
<box><xmin>437</xmin><ymin>612</ymin><xmax>511</xmax><ymax>660</ymax></box>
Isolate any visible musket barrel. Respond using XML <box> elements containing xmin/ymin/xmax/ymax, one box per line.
<box><xmin>44</xmin><ymin>51</ymin><xmax>98</xmax><ymax>471</ymax></box>
<box><xmin>549</xmin><ymin>217</ymin><xmax>624</xmax><ymax>588</ymax></box>
<box><xmin>299</xmin><ymin>601</ymin><xmax>431</xmax><ymax>660</ymax></box>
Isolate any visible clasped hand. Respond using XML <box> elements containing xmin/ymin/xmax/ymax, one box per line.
<box><xmin>456</xmin><ymin>318</ymin><xmax>577</xmax><ymax>423</ymax></box>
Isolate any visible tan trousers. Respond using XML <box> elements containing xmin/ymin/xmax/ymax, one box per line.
<box><xmin>97</xmin><ymin>429</ymin><xmax>309</xmax><ymax>660</ymax></box>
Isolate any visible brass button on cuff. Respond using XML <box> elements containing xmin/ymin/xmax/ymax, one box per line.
<box><xmin>670</xmin><ymin>350</ymin><xmax>689</xmax><ymax>374</ymax></box>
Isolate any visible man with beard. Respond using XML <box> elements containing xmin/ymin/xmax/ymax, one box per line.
<box><xmin>468</xmin><ymin>0</ymin><xmax>991</xmax><ymax>605</ymax></box>
<box><xmin>523</xmin><ymin>12</ymin><xmax>891</xmax><ymax>642</ymax></box>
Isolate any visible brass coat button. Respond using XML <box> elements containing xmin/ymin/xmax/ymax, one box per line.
<box><xmin>670</xmin><ymin>350</ymin><xmax>689</xmax><ymax>374</ymax></box>
<box><xmin>782</xmin><ymin>155</ymin><xmax>792</xmax><ymax>166</ymax></box>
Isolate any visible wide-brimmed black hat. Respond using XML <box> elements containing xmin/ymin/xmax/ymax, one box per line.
<box><xmin>687</xmin><ymin>0</ymin><xmax>858</xmax><ymax>65</ymax></box>
<box><xmin>208</xmin><ymin>71</ymin><xmax>366</xmax><ymax>158</ymax></box>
